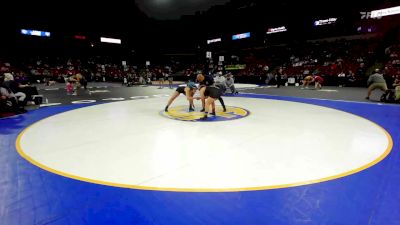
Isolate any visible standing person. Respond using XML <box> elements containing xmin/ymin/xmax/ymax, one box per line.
<box><xmin>122</xmin><ymin>75</ymin><xmax>128</xmax><ymax>86</ymax></box>
<box><xmin>157</xmin><ymin>69</ymin><xmax>164</xmax><ymax>89</ymax></box>
<box><xmin>338</xmin><ymin>71</ymin><xmax>346</xmax><ymax>87</ymax></box>
<box><xmin>366</xmin><ymin>69</ymin><xmax>388</xmax><ymax>100</ymax></box>
<box><xmin>276</xmin><ymin>68</ymin><xmax>283</xmax><ymax>88</ymax></box>
<box><xmin>165</xmin><ymin>82</ymin><xmax>198</xmax><ymax>112</ymax></box>
<box><xmin>127</xmin><ymin>73</ymin><xmax>134</xmax><ymax>87</ymax></box>
<box><xmin>165</xmin><ymin>71</ymin><xmax>173</xmax><ymax>89</ymax></box>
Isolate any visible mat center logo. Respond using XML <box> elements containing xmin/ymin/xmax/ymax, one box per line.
<box><xmin>161</xmin><ymin>106</ymin><xmax>250</xmax><ymax>122</ymax></box>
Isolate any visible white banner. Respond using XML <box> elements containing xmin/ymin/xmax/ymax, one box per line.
<box><xmin>371</xmin><ymin>6</ymin><xmax>400</xmax><ymax>18</ymax></box>
<box><xmin>207</xmin><ymin>38</ymin><xmax>221</xmax><ymax>44</ymax></box>
<box><xmin>314</xmin><ymin>18</ymin><xmax>337</xmax><ymax>26</ymax></box>
<box><xmin>100</xmin><ymin>37</ymin><xmax>122</xmax><ymax>44</ymax></box>
<box><xmin>267</xmin><ymin>26</ymin><xmax>287</xmax><ymax>34</ymax></box>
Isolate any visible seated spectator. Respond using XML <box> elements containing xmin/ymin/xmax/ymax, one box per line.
<box><xmin>383</xmin><ymin>69</ymin><xmax>395</xmax><ymax>90</ymax></box>
<box><xmin>4</xmin><ymin>72</ymin><xmax>40</xmax><ymax>104</ymax></box>
<box><xmin>366</xmin><ymin>69</ymin><xmax>388</xmax><ymax>100</ymax></box>
<box><xmin>225</xmin><ymin>74</ymin><xmax>238</xmax><ymax>94</ymax></box>
<box><xmin>3</xmin><ymin>73</ymin><xmax>26</xmax><ymax>106</ymax></box>
<box><xmin>265</xmin><ymin>73</ymin><xmax>275</xmax><ymax>85</ymax></box>
<box><xmin>214</xmin><ymin>72</ymin><xmax>227</xmax><ymax>93</ymax></box>
<box><xmin>138</xmin><ymin>75</ymin><xmax>145</xmax><ymax>85</ymax></box>
<box><xmin>0</xmin><ymin>77</ymin><xmax>26</xmax><ymax>114</ymax></box>
<box><xmin>347</xmin><ymin>70</ymin><xmax>356</xmax><ymax>86</ymax></box>
<box><xmin>393</xmin><ymin>75</ymin><xmax>400</xmax><ymax>101</ymax></box>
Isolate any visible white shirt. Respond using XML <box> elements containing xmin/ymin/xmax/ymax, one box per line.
<box><xmin>214</xmin><ymin>76</ymin><xmax>226</xmax><ymax>84</ymax></box>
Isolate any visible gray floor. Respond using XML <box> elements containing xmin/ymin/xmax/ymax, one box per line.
<box><xmin>239</xmin><ymin>85</ymin><xmax>380</xmax><ymax>102</ymax></box>
<box><xmin>34</xmin><ymin>82</ymin><xmax>391</xmax><ymax>106</ymax></box>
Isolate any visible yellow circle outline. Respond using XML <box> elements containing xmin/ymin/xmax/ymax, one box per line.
<box><xmin>160</xmin><ymin>105</ymin><xmax>250</xmax><ymax>122</ymax></box>
<box><xmin>15</xmin><ymin>100</ymin><xmax>393</xmax><ymax>193</ymax></box>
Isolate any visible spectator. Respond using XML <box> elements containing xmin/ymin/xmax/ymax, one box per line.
<box><xmin>366</xmin><ymin>69</ymin><xmax>388</xmax><ymax>100</ymax></box>
<box><xmin>165</xmin><ymin>71</ymin><xmax>173</xmax><ymax>89</ymax></box>
<box><xmin>383</xmin><ymin>68</ymin><xmax>394</xmax><ymax>89</ymax></box>
<box><xmin>347</xmin><ymin>70</ymin><xmax>356</xmax><ymax>86</ymax></box>
<box><xmin>157</xmin><ymin>69</ymin><xmax>164</xmax><ymax>89</ymax></box>
<box><xmin>338</xmin><ymin>71</ymin><xmax>346</xmax><ymax>87</ymax></box>
<box><xmin>122</xmin><ymin>75</ymin><xmax>128</xmax><ymax>86</ymax></box>
<box><xmin>0</xmin><ymin>76</ymin><xmax>26</xmax><ymax>114</ymax></box>
<box><xmin>3</xmin><ymin>73</ymin><xmax>27</xmax><ymax>106</ymax></box>
<box><xmin>266</xmin><ymin>73</ymin><xmax>274</xmax><ymax>85</ymax></box>
<box><xmin>214</xmin><ymin>72</ymin><xmax>227</xmax><ymax>93</ymax></box>
<box><xmin>356</xmin><ymin>63</ymin><xmax>366</xmax><ymax>78</ymax></box>
<box><xmin>393</xmin><ymin>75</ymin><xmax>400</xmax><ymax>101</ymax></box>
<box><xmin>276</xmin><ymin>68</ymin><xmax>283</xmax><ymax>88</ymax></box>
<box><xmin>225</xmin><ymin>74</ymin><xmax>238</xmax><ymax>94</ymax></box>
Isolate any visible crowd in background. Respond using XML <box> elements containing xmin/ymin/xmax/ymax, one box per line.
<box><xmin>2</xmin><ymin>38</ymin><xmax>400</xmax><ymax>117</ymax></box>
<box><xmin>1</xmin><ymin>39</ymin><xmax>399</xmax><ymax>87</ymax></box>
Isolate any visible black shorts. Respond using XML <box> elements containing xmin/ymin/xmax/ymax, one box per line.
<box><xmin>176</xmin><ymin>86</ymin><xmax>185</xmax><ymax>95</ymax></box>
<box><xmin>205</xmin><ymin>87</ymin><xmax>222</xmax><ymax>99</ymax></box>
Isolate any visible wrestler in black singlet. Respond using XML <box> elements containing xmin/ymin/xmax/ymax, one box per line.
<box><xmin>204</xmin><ymin>86</ymin><xmax>222</xmax><ymax>99</ymax></box>
<box><xmin>202</xmin><ymin>86</ymin><xmax>226</xmax><ymax>112</ymax></box>
<box><xmin>199</xmin><ymin>74</ymin><xmax>215</xmax><ymax>87</ymax></box>
<box><xmin>198</xmin><ymin>75</ymin><xmax>226</xmax><ymax>112</ymax></box>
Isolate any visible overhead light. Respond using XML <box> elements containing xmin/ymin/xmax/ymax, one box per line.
<box><xmin>100</xmin><ymin>37</ymin><xmax>122</xmax><ymax>44</ymax></box>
